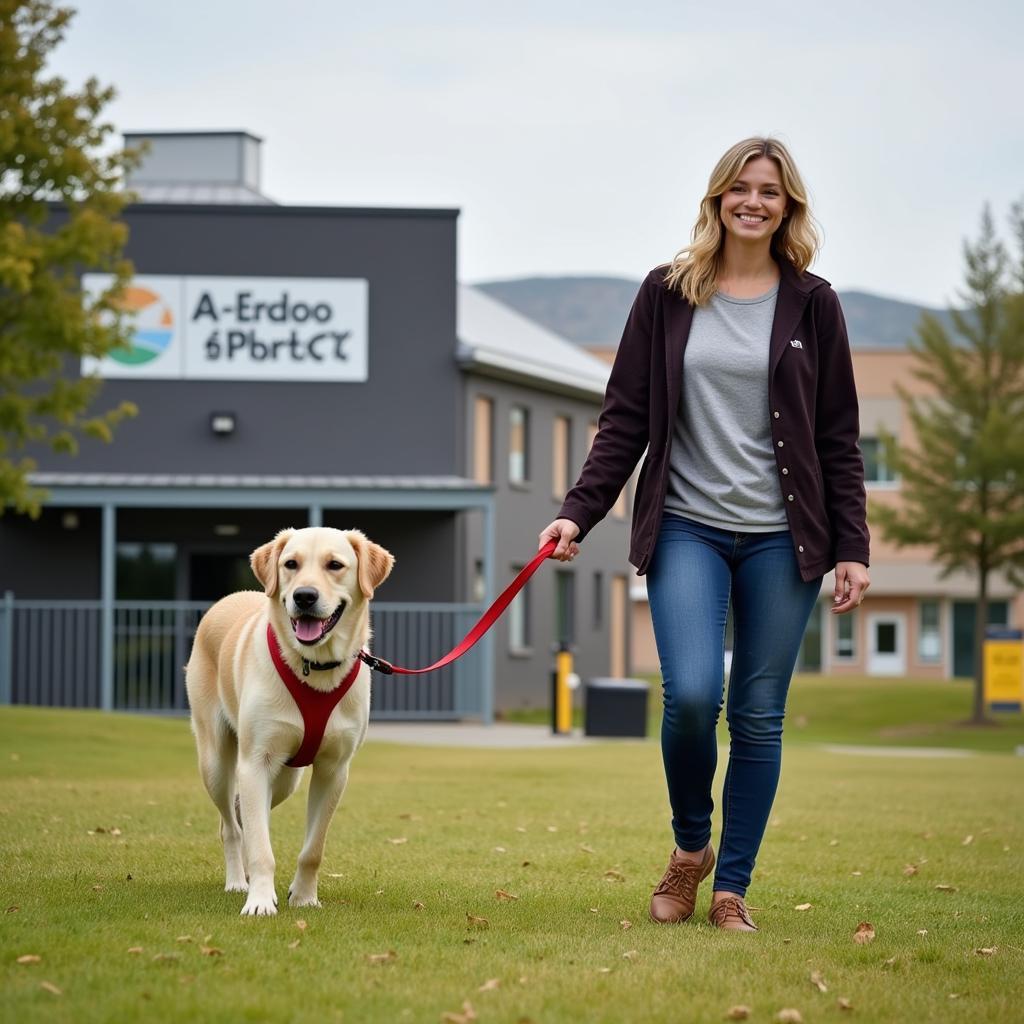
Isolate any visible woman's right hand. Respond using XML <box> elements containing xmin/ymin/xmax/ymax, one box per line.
<box><xmin>539</xmin><ymin>518</ymin><xmax>581</xmax><ymax>562</ymax></box>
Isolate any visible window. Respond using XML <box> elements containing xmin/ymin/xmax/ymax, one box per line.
<box><xmin>509</xmin><ymin>405</ymin><xmax>530</xmax><ymax>484</ymax></box>
<box><xmin>918</xmin><ymin>600</ymin><xmax>942</xmax><ymax>662</ymax></box>
<box><xmin>861</xmin><ymin>436</ymin><xmax>898</xmax><ymax>484</ymax></box>
<box><xmin>553</xmin><ymin>415</ymin><xmax>573</xmax><ymax>498</ymax></box>
<box><xmin>555</xmin><ymin>570</ymin><xmax>576</xmax><ymax>647</ymax></box>
<box><xmin>472</xmin><ymin>396</ymin><xmax>494</xmax><ymax>484</ymax></box>
<box><xmin>509</xmin><ymin>565</ymin><xmax>530</xmax><ymax>652</ymax></box>
<box><xmin>593</xmin><ymin>571</ymin><xmax>604</xmax><ymax>630</ymax></box>
<box><xmin>472</xmin><ymin>559</ymin><xmax>486</xmax><ymax>604</ymax></box>
<box><xmin>834</xmin><ymin>612</ymin><xmax>857</xmax><ymax>660</ymax></box>
<box><xmin>116</xmin><ymin>543</ymin><xmax>176</xmax><ymax>600</ymax></box>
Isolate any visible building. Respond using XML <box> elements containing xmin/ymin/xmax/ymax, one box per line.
<box><xmin>0</xmin><ymin>131</ymin><xmax>630</xmax><ymax>716</ymax></box>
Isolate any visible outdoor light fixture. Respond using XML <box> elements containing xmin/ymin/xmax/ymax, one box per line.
<box><xmin>210</xmin><ymin>412</ymin><xmax>236</xmax><ymax>436</ymax></box>
<box><xmin>214</xmin><ymin>524</ymin><xmax>241</xmax><ymax>537</ymax></box>
<box><xmin>61</xmin><ymin>512</ymin><xmax>79</xmax><ymax>530</ymax></box>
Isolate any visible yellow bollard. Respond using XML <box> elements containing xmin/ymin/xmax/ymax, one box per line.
<box><xmin>552</xmin><ymin>645</ymin><xmax>574</xmax><ymax>735</ymax></box>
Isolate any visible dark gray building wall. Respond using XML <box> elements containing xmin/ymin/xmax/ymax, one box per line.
<box><xmin>0</xmin><ymin>508</ymin><xmax>102</xmax><ymax>598</ymax></box>
<box><xmin>30</xmin><ymin>204</ymin><xmax>460</xmax><ymax>477</ymax></box>
<box><xmin>461</xmin><ymin>373</ymin><xmax>632</xmax><ymax>710</ymax></box>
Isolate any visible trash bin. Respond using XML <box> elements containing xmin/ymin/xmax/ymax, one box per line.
<box><xmin>584</xmin><ymin>677</ymin><xmax>649</xmax><ymax>738</ymax></box>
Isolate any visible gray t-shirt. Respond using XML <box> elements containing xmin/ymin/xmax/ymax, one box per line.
<box><xmin>663</xmin><ymin>286</ymin><xmax>788</xmax><ymax>532</ymax></box>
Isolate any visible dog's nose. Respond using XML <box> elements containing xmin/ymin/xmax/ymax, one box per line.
<box><xmin>292</xmin><ymin>587</ymin><xmax>319</xmax><ymax>611</ymax></box>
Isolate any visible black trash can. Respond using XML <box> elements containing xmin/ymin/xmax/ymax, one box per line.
<box><xmin>584</xmin><ymin>677</ymin><xmax>649</xmax><ymax>738</ymax></box>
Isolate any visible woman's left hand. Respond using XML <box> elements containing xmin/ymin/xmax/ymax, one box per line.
<box><xmin>831</xmin><ymin>561</ymin><xmax>870</xmax><ymax>614</ymax></box>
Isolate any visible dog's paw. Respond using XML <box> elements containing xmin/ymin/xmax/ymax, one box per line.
<box><xmin>288</xmin><ymin>889</ymin><xmax>322</xmax><ymax>909</ymax></box>
<box><xmin>225</xmin><ymin>878</ymin><xmax>249</xmax><ymax>893</ymax></box>
<box><xmin>240</xmin><ymin>886</ymin><xmax>278</xmax><ymax>916</ymax></box>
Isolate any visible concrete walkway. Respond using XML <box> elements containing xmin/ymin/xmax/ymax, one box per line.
<box><xmin>366</xmin><ymin>722</ymin><xmax>978</xmax><ymax>757</ymax></box>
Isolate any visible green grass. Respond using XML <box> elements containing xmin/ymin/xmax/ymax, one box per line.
<box><xmin>503</xmin><ymin>673</ymin><xmax>1024</xmax><ymax>754</ymax></box>
<box><xmin>2</xmin><ymin>705</ymin><xmax>1023</xmax><ymax>1024</ymax></box>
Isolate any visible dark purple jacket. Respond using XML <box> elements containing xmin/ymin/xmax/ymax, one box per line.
<box><xmin>558</xmin><ymin>260</ymin><xmax>870</xmax><ymax>582</ymax></box>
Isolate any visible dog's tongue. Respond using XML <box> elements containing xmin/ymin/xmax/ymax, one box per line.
<box><xmin>294</xmin><ymin>617</ymin><xmax>322</xmax><ymax>642</ymax></box>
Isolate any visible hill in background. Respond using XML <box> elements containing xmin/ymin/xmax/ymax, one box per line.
<box><xmin>473</xmin><ymin>276</ymin><xmax>958</xmax><ymax>350</ymax></box>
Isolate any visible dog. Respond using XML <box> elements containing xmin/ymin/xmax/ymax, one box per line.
<box><xmin>185</xmin><ymin>526</ymin><xmax>394</xmax><ymax>916</ymax></box>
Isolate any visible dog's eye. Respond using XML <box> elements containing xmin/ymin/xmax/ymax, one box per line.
<box><xmin>283</xmin><ymin>559</ymin><xmax>298</xmax><ymax>570</ymax></box>
<box><xmin>327</xmin><ymin>560</ymin><xmax>344</xmax><ymax>571</ymax></box>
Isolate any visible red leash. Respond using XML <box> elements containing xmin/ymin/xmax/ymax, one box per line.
<box><xmin>359</xmin><ymin>540</ymin><xmax>558</xmax><ymax>676</ymax></box>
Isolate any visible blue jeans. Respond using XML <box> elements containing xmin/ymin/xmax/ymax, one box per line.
<box><xmin>646</xmin><ymin>513</ymin><xmax>822</xmax><ymax>897</ymax></box>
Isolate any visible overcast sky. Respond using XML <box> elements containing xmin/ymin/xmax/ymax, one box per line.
<box><xmin>49</xmin><ymin>1</ymin><xmax>1023</xmax><ymax>308</ymax></box>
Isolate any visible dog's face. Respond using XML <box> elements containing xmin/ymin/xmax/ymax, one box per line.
<box><xmin>250</xmin><ymin>527</ymin><xmax>394</xmax><ymax>650</ymax></box>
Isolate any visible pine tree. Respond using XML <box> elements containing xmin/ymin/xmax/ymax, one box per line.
<box><xmin>874</xmin><ymin>205</ymin><xmax>1024</xmax><ymax>723</ymax></box>
<box><xmin>0</xmin><ymin>0</ymin><xmax>139</xmax><ymax>516</ymax></box>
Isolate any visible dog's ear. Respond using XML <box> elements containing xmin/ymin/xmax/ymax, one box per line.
<box><xmin>250</xmin><ymin>528</ymin><xmax>295</xmax><ymax>598</ymax></box>
<box><xmin>346</xmin><ymin>530</ymin><xmax>395</xmax><ymax>600</ymax></box>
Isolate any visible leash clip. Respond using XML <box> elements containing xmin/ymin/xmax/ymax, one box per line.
<box><xmin>359</xmin><ymin>651</ymin><xmax>395</xmax><ymax>675</ymax></box>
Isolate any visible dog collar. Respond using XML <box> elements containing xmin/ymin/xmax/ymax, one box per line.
<box><xmin>266</xmin><ymin>624</ymin><xmax>361</xmax><ymax>768</ymax></box>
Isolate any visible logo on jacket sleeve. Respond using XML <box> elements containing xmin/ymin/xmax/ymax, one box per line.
<box><xmin>789</xmin><ymin>339</ymin><xmax>804</xmax><ymax>349</ymax></box>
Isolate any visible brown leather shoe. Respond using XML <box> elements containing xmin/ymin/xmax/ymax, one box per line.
<box><xmin>649</xmin><ymin>844</ymin><xmax>715</xmax><ymax>923</ymax></box>
<box><xmin>708</xmin><ymin>894</ymin><xmax>758</xmax><ymax>931</ymax></box>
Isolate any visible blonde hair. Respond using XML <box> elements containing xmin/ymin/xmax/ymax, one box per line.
<box><xmin>665</xmin><ymin>137</ymin><xmax>821</xmax><ymax>306</ymax></box>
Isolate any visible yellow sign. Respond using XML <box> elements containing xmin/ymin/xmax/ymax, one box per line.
<box><xmin>983</xmin><ymin>630</ymin><xmax>1023</xmax><ymax>712</ymax></box>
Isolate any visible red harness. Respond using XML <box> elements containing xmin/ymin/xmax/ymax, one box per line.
<box><xmin>266</xmin><ymin>624</ymin><xmax>361</xmax><ymax>768</ymax></box>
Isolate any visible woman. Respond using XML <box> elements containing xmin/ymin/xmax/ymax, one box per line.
<box><xmin>540</xmin><ymin>137</ymin><xmax>870</xmax><ymax>932</ymax></box>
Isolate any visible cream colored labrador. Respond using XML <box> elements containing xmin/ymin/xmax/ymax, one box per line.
<box><xmin>185</xmin><ymin>526</ymin><xmax>394</xmax><ymax>916</ymax></box>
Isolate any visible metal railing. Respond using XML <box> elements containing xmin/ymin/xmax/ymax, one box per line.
<box><xmin>0</xmin><ymin>594</ymin><xmax>485</xmax><ymax>719</ymax></box>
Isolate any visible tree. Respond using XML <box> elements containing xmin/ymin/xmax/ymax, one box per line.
<box><xmin>873</xmin><ymin>205</ymin><xmax>1024</xmax><ymax>724</ymax></box>
<box><xmin>0</xmin><ymin>0</ymin><xmax>139</xmax><ymax>517</ymax></box>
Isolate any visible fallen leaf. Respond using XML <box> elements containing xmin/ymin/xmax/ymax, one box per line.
<box><xmin>903</xmin><ymin>864</ymin><xmax>918</xmax><ymax>876</ymax></box>
<box><xmin>366</xmin><ymin>950</ymin><xmax>398</xmax><ymax>964</ymax></box>
<box><xmin>546</xmin><ymin>826</ymin><xmax>558</xmax><ymax>833</ymax></box>
<box><xmin>466</xmin><ymin>914</ymin><xmax>489</xmax><ymax>929</ymax></box>
<box><xmin>837</xmin><ymin>996</ymin><xmax>853</xmax><ymax>1011</ymax></box>
<box><xmin>597</xmin><ymin>967</ymin><xmax>612</xmax><ymax>974</ymax></box>
<box><xmin>288</xmin><ymin>939</ymin><xmax>301</xmax><ymax>949</ymax></box>
<box><xmin>327</xmin><ymin>872</ymin><xmax>344</xmax><ymax>878</ymax></box>
<box><xmin>6</xmin><ymin>906</ymin><xmax>19</xmax><ymax>913</ymax></box>
<box><xmin>810</xmin><ymin>970</ymin><xmax>828</xmax><ymax>993</ymax></box>
<box><xmin>521</xmin><ymin>861</ymin><xmax>532</xmax><ymax>867</ymax></box>
<box><xmin>962</xmin><ymin>835</ymin><xmax>974</xmax><ymax>846</ymax></box>
<box><xmin>580</xmin><ymin>843</ymin><xmax>595</xmax><ymax>854</ymax></box>
<box><xmin>621</xmin><ymin>950</ymin><xmax>639</xmax><ymax>960</ymax></box>
<box><xmin>974</xmin><ymin>947</ymin><xmax>997</xmax><ymax>956</ymax></box>
<box><xmin>726</xmin><ymin>1007</ymin><xmax>752</xmax><ymax>1021</ymax></box>
<box><xmin>110</xmin><ymin>827</ymin><xmax>123</xmax><ymax>836</ymax></box>
<box><xmin>515</xmin><ymin>827</ymin><xmax>527</xmax><ymax>833</ymax></box>
<box><xmin>589</xmin><ymin>907</ymin><xmax>599</xmax><ymax>914</ymax></box>
<box><xmin>494</xmin><ymin>846</ymin><xmax>507</xmax><ymax>854</ymax></box>
<box><xmin>853</xmin><ymin>922</ymin><xmax>876</xmax><ymax>944</ymax></box>
<box><xmin>412</xmin><ymin>900</ymin><xmax>425</xmax><ymax>910</ymax></box>
<box><xmin>200</xmin><ymin>946</ymin><xmax>223</xmax><ymax>956</ymax></box>
<box><xmin>495</xmin><ymin>889</ymin><xmax>518</xmax><ymax>901</ymax></box>
<box><xmin>176</xmin><ymin>935</ymin><xmax>192</xmax><ymax>943</ymax></box>
<box><xmin>829</xmin><ymin>839</ymin><xmax>839</xmax><ymax>846</ymax></box>
<box><xmin>39</xmin><ymin>981</ymin><xmax>62</xmax><ymax>996</ymax></box>
<box><xmin>92</xmin><ymin>884</ymin><xmax>104</xmax><ymax>892</ymax></box>
<box><xmin>948</xmin><ymin>993</ymin><xmax>961</xmax><ymax>999</ymax></box>
<box><xmin>478</xmin><ymin>978</ymin><xmax>500</xmax><ymax>992</ymax></box>
<box><xmin>127</xmin><ymin>947</ymin><xmax>144</xmax><ymax>954</ymax></box>
<box><xmin>935</xmin><ymin>885</ymin><xmax>957</xmax><ymax>893</ymax></box>
<box><xmin>388</xmin><ymin>837</ymin><xmax>408</xmax><ymax>845</ymax></box>
<box><xmin>441</xmin><ymin>999</ymin><xmax>477</xmax><ymax>1023</ymax></box>
<box><xmin>619</xmin><ymin>920</ymin><xmax>633</xmax><ymax>931</ymax></box>
<box><xmin>295</xmin><ymin>920</ymin><xmax>308</xmax><ymax>932</ymax></box>
<box><xmin>603</xmin><ymin>869</ymin><xmax>625</xmax><ymax>882</ymax></box>
<box><xmin>17</xmin><ymin>954</ymin><xmax>41</xmax><ymax>965</ymax></box>
<box><xmin>775</xmin><ymin>1010</ymin><xmax>803</xmax><ymax>1023</ymax></box>
<box><xmin>794</xmin><ymin>903</ymin><xmax>813</xmax><ymax>911</ymax></box>
<box><xmin>916</xmin><ymin>929</ymin><xmax>928</xmax><ymax>936</ymax></box>
<box><xmin>883</xmin><ymin>956</ymin><xmax>898</xmax><ymax>967</ymax></box>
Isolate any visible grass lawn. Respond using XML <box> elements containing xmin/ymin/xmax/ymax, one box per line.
<box><xmin>504</xmin><ymin>674</ymin><xmax>1024</xmax><ymax>755</ymax></box>
<box><xmin>2</xmin><ymin>705</ymin><xmax>1023</xmax><ymax>1024</ymax></box>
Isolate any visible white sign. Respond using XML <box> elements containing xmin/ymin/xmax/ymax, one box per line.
<box><xmin>81</xmin><ymin>274</ymin><xmax>368</xmax><ymax>381</ymax></box>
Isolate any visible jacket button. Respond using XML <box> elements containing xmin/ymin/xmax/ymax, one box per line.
<box><xmin>777</xmin><ymin>441</ymin><xmax>784</xmax><ymax>448</ymax></box>
<box><xmin>787</xmin><ymin>494</ymin><xmax>795</xmax><ymax>501</ymax></box>
<box><xmin>773</xmin><ymin>411</ymin><xmax>780</xmax><ymax>419</ymax></box>
<box><xmin>798</xmin><ymin>545</ymin><xmax>804</xmax><ymax>553</ymax></box>
<box><xmin>781</xmin><ymin>468</ymin><xmax>789</xmax><ymax>475</ymax></box>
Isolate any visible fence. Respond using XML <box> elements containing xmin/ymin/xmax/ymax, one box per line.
<box><xmin>0</xmin><ymin>594</ymin><xmax>486</xmax><ymax>719</ymax></box>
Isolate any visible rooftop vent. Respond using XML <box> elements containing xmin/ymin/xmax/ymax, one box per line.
<box><xmin>124</xmin><ymin>130</ymin><xmax>275</xmax><ymax>205</ymax></box>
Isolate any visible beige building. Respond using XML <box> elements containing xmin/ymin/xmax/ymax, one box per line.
<box><xmin>594</xmin><ymin>347</ymin><xmax>1023</xmax><ymax>680</ymax></box>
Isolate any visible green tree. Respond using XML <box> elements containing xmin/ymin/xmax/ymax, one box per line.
<box><xmin>1</xmin><ymin>0</ymin><xmax>139</xmax><ymax>516</ymax></box>
<box><xmin>874</xmin><ymin>205</ymin><xmax>1024</xmax><ymax>723</ymax></box>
